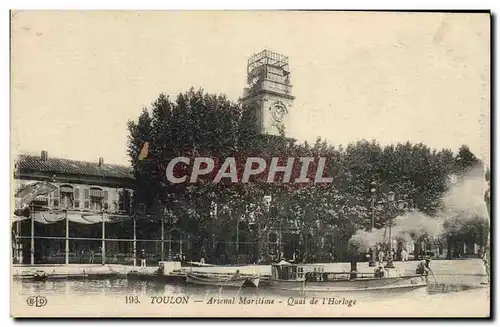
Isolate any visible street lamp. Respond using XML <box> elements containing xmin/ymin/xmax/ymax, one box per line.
<box><xmin>261</xmin><ymin>195</ymin><xmax>272</xmax><ymax>260</ymax></box>
<box><xmin>385</xmin><ymin>191</ymin><xmax>396</xmax><ymax>268</ymax></box>
<box><xmin>384</xmin><ymin>191</ymin><xmax>407</xmax><ymax>269</ymax></box>
<box><xmin>368</xmin><ymin>181</ymin><xmax>377</xmax><ymax>267</ymax></box>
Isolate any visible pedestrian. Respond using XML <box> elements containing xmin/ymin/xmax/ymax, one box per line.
<box><xmin>378</xmin><ymin>250</ymin><xmax>385</xmax><ymax>264</ymax></box>
<box><xmin>89</xmin><ymin>249</ymin><xmax>95</xmax><ymax>264</ymax></box>
<box><xmin>415</xmin><ymin>256</ymin><xmax>431</xmax><ymax>275</ymax></box>
<box><xmin>401</xmin><ymin>248</ymin><xmax>408</xmax><ymax>262</ymax></box>
<box><xmin>374</xmin><ymin>264</ymin><xmax>387</xmax><ymax>278</ymax></box>
<box><xmin>230</xmin><ymin>269</ymin><xmax>241</xmax><ymax>280</ymax></box>
<box><xmin>140</xmin><ymin>249</ymin><xmax>147</xmax><ymax>268</ymax></box>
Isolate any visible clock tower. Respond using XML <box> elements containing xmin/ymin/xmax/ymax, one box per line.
<box><xmin>241</xmin><ymin>50</ymin><xmax>295</xmax><ymax>136</ymax></box>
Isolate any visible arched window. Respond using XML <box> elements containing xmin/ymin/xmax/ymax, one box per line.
<box><xmin>59</xmin><ymin>185</ymin><xmax>74</xmax><ymax>209</ymax></box>
<box><xmin>89</xmin><ymin>187</ymin><xmax>103</xmax><ymax>211</ymax></box>
<box><xmin>103</xmin><ymin>189</ymin><xmax>109</xmax><ymax>210</ymax></box>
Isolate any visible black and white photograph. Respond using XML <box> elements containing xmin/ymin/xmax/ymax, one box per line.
<box><xmin>10</xmin><ymin>10</ymin><xmax>491</xmax><ymax>318</ymax></box>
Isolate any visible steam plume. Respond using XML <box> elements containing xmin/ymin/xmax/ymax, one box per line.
<box><xmin>348</xmin><ymin>165</ymin><xmax>489</xmax><ymax>253</ymax></box>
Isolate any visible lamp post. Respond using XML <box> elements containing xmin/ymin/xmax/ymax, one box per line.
<box><xmin>261</xmin><ymin>195</ymin><xmax>272</xmax><ymax>260</ymax></box>
<box><xmin>385</xmin><ymin>191</ymin><xmax>396</xmax><ymax>268</ymax></box>
<box><xmin>368</xmin><ymin>181</ymin><xmax>377</xmax><ymax>267</ymax></box>
<box><xmin>236</xmin><ymin>211</ymin><xmax>240</xmax><ymax>254</ymax></box>
<box><xmin>382</xmin><ymin>191</ymin><xmax>408</xmax><ymax>269</ymax></box>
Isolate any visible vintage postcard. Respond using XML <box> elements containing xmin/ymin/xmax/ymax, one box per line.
<box><xmin>10</xmin><ymin>10</ymin><xmax>491</xmax><ymax>318</ymax></box>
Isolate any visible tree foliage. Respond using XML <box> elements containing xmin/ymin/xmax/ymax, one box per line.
<box><xmin>127</xmin><ymin>88</ymin><xmax>484</xmax><ymax>262</ymax></box>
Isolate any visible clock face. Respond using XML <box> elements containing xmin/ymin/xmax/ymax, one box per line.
<box><xmin>271</xmin><ymin>104</ymin><xmax>287</xmax><ymax>122</ymax></box>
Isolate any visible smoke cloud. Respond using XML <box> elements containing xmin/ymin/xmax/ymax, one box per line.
<box><xmin>392</xmin><ymin>211</ymin><xmax>444</xmax><ymax>242</ymax></box>
<box><xmin>348</xmin><ymin>165</ymin><xmax>489</xmax><ymax>253</ymax></box>
<box><xmin>440</xmin><ymin>165</ymin><xmax>489</xmax><ymax>223</ymax></box>
<box><xmin>349</xmin><ymin>229</ymin><xmax>385</xmax><ymax>253</ymax></box>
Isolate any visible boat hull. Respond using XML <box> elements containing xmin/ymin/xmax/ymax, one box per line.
<box><xmin>186</xmin><ymin>273</ymin><xmax>259</xmax><ymax>288</ymax></box>
<box><xmin>14</xmin><ymin>272</ymin><xmax>122</xmax><ymax>282</ymax></box>
<box><xmin>261</xmin><ymin>275</ymin><xmax>427</xmax><ymax>297</ymax></box>
<box><xmin>126</xmin><ymin>271</ymin><xmax>186</xmax><ymax>284</ymax></box>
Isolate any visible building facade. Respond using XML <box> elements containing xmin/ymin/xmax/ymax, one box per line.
<box><xmin>13</xmin><ymin>151</ymin><xmax>188</xmax><ymax>266</ymax></box>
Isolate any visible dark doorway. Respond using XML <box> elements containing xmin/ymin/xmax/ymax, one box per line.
<box><xmin>283</xmin><ymin>233</ymin><xmax>300</xmax><ymax>260</ymax></box>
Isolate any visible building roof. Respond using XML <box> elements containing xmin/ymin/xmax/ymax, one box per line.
<box><xmin>15</xmin><ymin>154</ymin><xmax>134</xmax><ymax>180</ymax></box>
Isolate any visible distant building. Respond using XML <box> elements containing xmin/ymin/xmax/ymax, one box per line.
<box><xmin>15</xmin><ymin>150</ymin><xmax>134</xmax><ymax>210</ymax></box>
<box><xmin>13</xmin><ymin>151</ymin><xmax>187</xmax><ymax>265</ymax></box>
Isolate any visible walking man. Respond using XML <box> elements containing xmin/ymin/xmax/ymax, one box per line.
<box><xmin>140</xmin><ymin>249</ymin><xmax>147</xmax><ymax>268</ymax></box>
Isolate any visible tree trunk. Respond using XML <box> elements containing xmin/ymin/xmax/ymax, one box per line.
<box><xmin>446</xmin><ymin>236</ymin><xmax>452</xmax><ymax>259</ymax></box>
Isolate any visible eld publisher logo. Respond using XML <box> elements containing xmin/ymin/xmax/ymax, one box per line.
<box><xmin>26</xmin><ymin>295</ymin><xmax>47</xmax><ymax>307</ymax></box>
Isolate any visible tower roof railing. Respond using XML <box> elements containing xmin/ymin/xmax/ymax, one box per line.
<box><xmin>247</xmin><ymin>49</ymin><xmax>289</xmax><ymax>73</ymax></box>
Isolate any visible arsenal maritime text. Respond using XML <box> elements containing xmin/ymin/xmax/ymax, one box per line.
<box><xmin>206</xmin><ymin>297</ymin><xmax>275</xmax><ymax>305</ymax></box>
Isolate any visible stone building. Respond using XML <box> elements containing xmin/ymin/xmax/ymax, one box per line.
<box><xmin>13</xmin><ymin>151</ymin><xmax>188</xmax><ymax>265</ymax></box>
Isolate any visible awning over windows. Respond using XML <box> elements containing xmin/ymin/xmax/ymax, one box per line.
<box><xmin>90</xmin><ymin>189</ymin><xmax>103</xmax><ymax>197</ymax></box>
<box><xmin>76</xmin><ymin>212</ymin><xmax>131</xmax><ymax>224</ymax></box>
<box><xmin>14</xmin><ymin>181</ymin><xmax>57</xmax><ymax>208</ymax></box>
<box><xmin>11</xmin><ymin>210</ymin><xmax>132</xmax><ymax>225</ymax></box>
<box><xmin>59</xmin><ymin>185</ymin><xmax>74</xmax><ymax>193</ymax></box>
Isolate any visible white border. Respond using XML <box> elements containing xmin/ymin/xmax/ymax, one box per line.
<box><xmin>3</xmin><ymin>0</ymin><xmax>499</xmax><ymax>10</ymax></box>
<box><xmin>2</xmin><ymin>1</ymin><xmax>497</xmax><ymax>326</ymax></box>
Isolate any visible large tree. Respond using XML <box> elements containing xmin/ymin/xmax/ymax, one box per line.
<box><xmin>127</xmin><ymin>88</ymin><xmax>483</xmax><ymax>263</ymax></box>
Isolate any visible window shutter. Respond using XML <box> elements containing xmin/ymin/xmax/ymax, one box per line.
<box><xmin>103</xmin><ymin>190</ymin><xmax>108</xmax><ymax>201</ymax></box>
<box><xmin>74</xmin><ymin>187</ymin><xmax>80</xmax><ymax>199</ymax></box>
<box><xmin>84</xmin><ymin>188</ymin><xmax>90</xmax><ymax>200</ymax></box>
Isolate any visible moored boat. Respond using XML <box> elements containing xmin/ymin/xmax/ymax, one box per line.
<box><xmin>14</xmin><ymin>270</ymin><xmax>122</xmax><ymax>282</ymax></box>
<box><xmin>184</xmin><ymin>261</ymin><xmax>217</xmax><ymax>267</ymax></box>
<box><xmin>127</xmin><ymin>261</ymin><xmax>186</xmax><ymax>283</ymax></box>
<box><xmin>260</xmin><ymin>261</ymin><xmax>427</xmax><ymax>297</ymax></box>
<box><xmin>126</xmin><ymin>270</ymin><xmax>186</xmax><ymax>283</ymax></box>
<box><xmin>186</xmin><ymin>272</ymin><xmax>260</xmax><ymax>288</ymax></box>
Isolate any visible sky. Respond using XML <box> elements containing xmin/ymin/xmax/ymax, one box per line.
<box><xmin>11</xmin><ymin>11</ymin><xmax>490</xmax><ymax>166</ymax></box>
